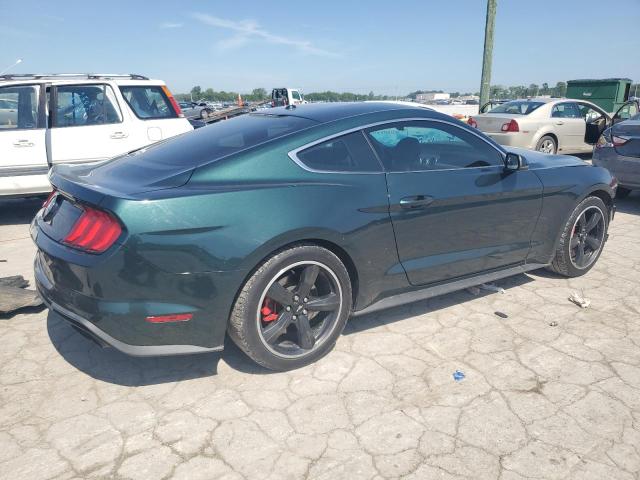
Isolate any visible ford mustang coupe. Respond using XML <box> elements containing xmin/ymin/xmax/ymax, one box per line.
<box><xmin>32</xmin><ymin>103</ymin><xmax>616</xmax><ymax>370</ymax></box>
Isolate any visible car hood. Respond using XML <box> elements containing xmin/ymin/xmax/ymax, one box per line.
<box><xmin>506</xmin><ymin>147</ymin><xmax>588</xmax><ymax>170</ymax></box>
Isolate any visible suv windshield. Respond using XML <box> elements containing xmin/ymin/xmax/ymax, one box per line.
<box><xmin>488</xmin><ymin>101</ymin><xmax>545</xmax><ymax>115</ymax></box>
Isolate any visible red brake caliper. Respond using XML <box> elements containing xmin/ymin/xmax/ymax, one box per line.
<box><xmin>261</xmin><ymin>298</ymin><xmax>279</xmax><ymax>322</ymax></box>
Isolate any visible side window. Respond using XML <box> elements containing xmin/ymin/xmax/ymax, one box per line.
<box><xmin>54</xmin><ymin>84</ymin><xmax>122</xmax><ymax>127</ymax></box>
<box><xmin>366</xmin><ymin>121</ymin><xmax>504</xmax><ymax>171</ymax></box>
<box><xmin>0</xmin><ymin>85</ymin><xmax>39</xmax><ymax>130</ymax></box>
<box><xmin>296</xmin><ymin>131</ymin><xmax>382</xmax><ymax>172</ymax></box>
<box><xmin>291</xmin><ymin>90</ymin><xmax>301</xmax><ymax>101</ymax></box>
<box><xmin>551</xmin><ymin>103</ymin><xmax>581</xmax><ymax>119</ymax></box>
<box><xmin>119</xmin><ymin>86</ymin><xmax>177</xmax><ymax>119</ymax></box>
<box><xmin>615</xmin><ymin>102</ymin><xmax>639</xmax><ymax>121</ymax></box>
<box><xmin>578</xmin><ymin>104</ymin><xmax>605</xmax><ymax>123</ymax></box>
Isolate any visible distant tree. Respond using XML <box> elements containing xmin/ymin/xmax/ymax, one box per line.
<box><xmin>554</xmin><ymin>81</ymin><xmax>567</xmax><ymax>97</ymax></box>
<box><xmin>528</xmin><ymin>84</ymin><xmax>539</xmax><ymax>97</ymax></box>
<box><xmin>203</xmin><ymin>88</ymin><xmax>215</xmax><ymax>101</ymax></box>
<box><xmin>190</xmin><ymin>86</ymin><xmax>202</xmax><ymax>101</ymax></box>
<box><xmin>541</xmin><ymin>82</ymin><xmax>549</xmax><ymax>95</ymax></box>
<box><xmin>250</xmin><ymin>88</ymin><xmax>268</xmax><ymax>100</ymax></box>
<box><xmin>368</xmin><ymin>91</ymin><xmax>375</xmax><ymax>100</ymax></box>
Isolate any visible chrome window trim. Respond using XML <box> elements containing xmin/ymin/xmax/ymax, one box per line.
<box><xmin>288</xmin><ymin>117</ymin><xmax>507</xmax><ymax>174</ymax></box>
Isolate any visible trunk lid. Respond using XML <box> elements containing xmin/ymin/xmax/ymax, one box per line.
<box><xmin>474</xmin><ymin>113</ymin><xmax>521</xmax><ymax>133</ymax></box>
<box><xmin>611</xmin><ymin>120</ymin><xmax>640</xmax><ymax>158</ymax></box>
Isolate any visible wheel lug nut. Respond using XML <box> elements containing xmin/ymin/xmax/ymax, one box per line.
<box><xmin>292</xmin><ymin>315</ymin><xmax>297</xmax><ymax>320</ymax></box>
<box><xmin>294</xmin><ymin>295</ymin><xmax>299</xmax><ymax>301</ymax></box>
<box><xmin>303</xmin><ymin>297</ymin><xmax>308</xmax><ymax>303</ymax></box>
<box><xmin>285</xmin><ymin>306</ymin><xmax>291</xmax><ymax>311</ymax></box>
<box><xmin>302</xmin><ymin>309</ymin><xmax>307</xmax><ymax>315</ymax></box>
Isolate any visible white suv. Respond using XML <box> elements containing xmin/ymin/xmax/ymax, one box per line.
<box><xmin>0</xmin><ymin>73</ymin><xmax>192</xmax><ymax>197</ymax></box>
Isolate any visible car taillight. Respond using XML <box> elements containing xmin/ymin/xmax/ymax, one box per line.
<box><xmin>161</xmin><ymin>86</ymin><xmax>184</xmax><ymax>118</ymax></box>
<box><xmin>501</xmin><ymin>119</ymin><xmax>519</xmax><ymax>132</ymax></box>
<box><xmin>612</xmin><ymin>135</ymin><xmax>629</xmax><ymax>147</ymax></box>
<box><xmin>63</xmin><ymin>206</ymin><xmax>122</xmax><ymax>253</ymax></box>
<box><xmin>467</xmin><ymin>117</ymin><xmax>478</xmax><ymax>128</ymax></box>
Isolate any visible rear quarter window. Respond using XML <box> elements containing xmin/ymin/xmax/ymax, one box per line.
<box><xmin>119</xmin><ymin>86</ymin><xmax>177</xmax><ymax>119</ymax></box>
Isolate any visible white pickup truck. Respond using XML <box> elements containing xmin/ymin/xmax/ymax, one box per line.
<box><xmin>0</xmin><ymin>73</ymin><xmax>192</xmax><ymax>197</ymax></box>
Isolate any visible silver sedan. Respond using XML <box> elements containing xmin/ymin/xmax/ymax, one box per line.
<box><xmin>468</xmin><ymin>98</ymin><xmax>635</xmax><ymax>155</ymax></box>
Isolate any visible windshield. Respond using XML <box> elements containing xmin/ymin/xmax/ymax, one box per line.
<box><xmin>488</xmin><ymin>101</ymin><xmax>545</xmax><ymax>115</ymax></box>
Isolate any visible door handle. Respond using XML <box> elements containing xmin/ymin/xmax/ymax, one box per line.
<box><xmin>399</xmin><ymin>195</ymin><xmax>434</xmax><ymax>210</ymax></box>
<box><xmin>555</xmin><ymin>121</ymin><xmax>564</xmax><ymax>125</ymax></box>
<box><xmin>110</xmin><ymin>131</ymin><xmax>128</xmax><ymax>139</ymax></box>
<box><xmin>13</xmin><ymin>139</ymin><xmax>35</xmax><ymax>148</ymax></box>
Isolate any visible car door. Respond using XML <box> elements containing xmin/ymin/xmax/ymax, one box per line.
<box><xmin>365</xmin><ymin>120</ymin><xmax>543</xmax><ymax>286</ymax></box>
<box><xmin>0</xmin><ymin>83</ymin><xmax>48</xmax><ymax>175</ymax></box>
<box><xmin>577</xmin><ymin>102</ymin><xmax>610</xmax><ymax>145</ymax></box>
<box><xmin>49</xmin><ymin>83</ymin><xmax>131</xmax><ymax>165</ymax></box>
<box><xmin>550</xmin><ymin>102</ymin><xmax>586</xmax><ymax>152</ymax></box>
<box><xmin>612</xmin><ymin>100</ymin><xmax>639</xmax><ymax>125</ymax></box>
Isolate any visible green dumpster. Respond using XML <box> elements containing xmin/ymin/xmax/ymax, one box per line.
<box><xmin>566</xmin><ymin>78</ymin><xmax>632</xmax><ymax>114</ymax></box>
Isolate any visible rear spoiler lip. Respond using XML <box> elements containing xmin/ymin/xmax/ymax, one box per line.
<box><xmin>49</xmin><ymin>165</ymin><xmax>107</xmax><ymax>207</ymax></box>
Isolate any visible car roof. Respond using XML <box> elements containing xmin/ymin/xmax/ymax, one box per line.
<box><xmin>257</xmin><ymin>101</ymin><xmax>438</xmax><ymax>123</ymax></box>
<box><xmin>0</xmin><ymin>74</ymin><xmax>165</xmax><ymax>87</ymax></box>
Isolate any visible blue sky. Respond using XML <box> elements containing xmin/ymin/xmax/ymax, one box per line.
<box><xmin>2</xmin><ymin>0</ymin><xmax>639</xmax><ymax>95</ymax></box>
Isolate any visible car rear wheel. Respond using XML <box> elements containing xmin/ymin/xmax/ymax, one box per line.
<box><xmin>616</xmin><ymin>187</ymin><xmax>631</xmax><ymax>199</ymax></box>
<box><xmin>547</xmin><ymin>196</ymin><xmax>609</xmax><ymax>277</ymax></box>
<box><xmin>536</xmin><ymin>135</ymin><xmax>557</xmax><ymax>154</ymax></box>
<box><xmin>200</xmin><ymin>109</ymin><xmax>209</xmax><ymax>120</ymax></box>
<box><xmin>228</xmin><ymin>245</ymin><xmax>352</xmax><ymax>371</ymax></box>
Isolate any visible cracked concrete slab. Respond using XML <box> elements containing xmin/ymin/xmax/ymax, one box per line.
<box><xmin>1</xmin><ymin>194</ymin><xmax>640</xmax><ymax>479</ymax></box>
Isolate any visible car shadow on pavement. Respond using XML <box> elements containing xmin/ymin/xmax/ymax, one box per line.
<box><xmin>344</xmin><ymin>272</ymin><xmax>534</xmax><ymax>335</ymax></box>
<box><xmin>0</xmin><ymin>197</ymin><xmax>44</xmax><ymax>226</ymax></box>
<box><xmin>46</xmin><ymin>311</ymin><xmax>272</xmax><ymax>385</ymax></box>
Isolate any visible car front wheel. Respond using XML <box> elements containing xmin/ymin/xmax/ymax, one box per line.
<box><xmin>547</xmin><ymin>196</ymin><xmax>609</xmax><ymax>277</ymax></box>
<box><xmin>228</xmin><ymin>245</ymin><xmax>352</xmax><ymax>371</ymax></box>
<box><xmin>536</xmin><ymin>135</ymin><xmax>557</xmax><ymax>154</ymax></box>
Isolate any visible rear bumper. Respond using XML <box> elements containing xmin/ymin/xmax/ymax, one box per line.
<box><xmin>32</xmin><ymin>230</ymin><xmax>237</xmax><ymax>356</ymax></box>
<box><xmin>593</xmin><ymin>148</ymin><xmax>640</xmax><ymax>189</ymax></box>
<box><xmin>40</xmin><ymin>290</ymin><xmax>222</xmax><ymax>356</ymax></box>
<box><xmin>485</xmin><ymin>132</ymin><xmax>533</xmax><ymax>149</ymax></box>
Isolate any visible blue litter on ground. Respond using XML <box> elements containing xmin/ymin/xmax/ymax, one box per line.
<box><xmin>453</xmin><ymin>370</ymin><xmax>465</xmax><ymax>382</ymax></box>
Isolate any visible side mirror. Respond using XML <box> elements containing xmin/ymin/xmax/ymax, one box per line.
<box><xmin>505</xmin><ymin>152</ymin><xmax>528</xmax><ymax>171</ymax></box>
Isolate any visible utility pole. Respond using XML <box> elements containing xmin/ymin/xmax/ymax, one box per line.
<box><xmin>479</xmin><ymin>0</ymin><xmax>497</xmax><ymax>107</ymax></box>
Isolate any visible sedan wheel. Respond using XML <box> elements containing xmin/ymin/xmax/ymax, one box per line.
<box><xmin>228</xmin><ymin>245</ymin><xmax>352</xmax><ymax>370</ymax></box>
<box><xmin>200</xmin><ymin>109</ymin><xmax>209</xmax><ymax>120</ymax></box>
<box><xmin>536</xmin><ymin>135</ymin><xmax>557</xmax><ymax>154</ymax></box>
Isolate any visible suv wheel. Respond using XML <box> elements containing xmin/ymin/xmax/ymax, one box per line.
<box><xmin>228</xmin><ymin>245</ymin><xmax>352</xmax><ymax>371</ymax></box>
<box><xmin>547</xmin><ymin>196</ymin><xmax>608</xmax><ymax>277</ymax></box>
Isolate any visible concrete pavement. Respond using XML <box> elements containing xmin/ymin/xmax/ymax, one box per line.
<box><xmin>1</xmin><ymin>193</ymin><xmax>639</xmax><ymax>480</ymax></box>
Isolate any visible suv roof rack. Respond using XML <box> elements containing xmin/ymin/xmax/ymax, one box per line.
<box><xmin>0</xmin><ymin>73</ymin><xmax>149</xmax><ymax>81</ymax></box>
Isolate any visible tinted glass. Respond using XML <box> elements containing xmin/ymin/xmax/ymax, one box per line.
<box><xmin>55</xmin><ymin>84</ymin><xmax>121</xmax><ymax>127</ymax></box>
<box><xmin>101</xmin><ymin>113</ymin><xmax>316</xmax><ymax>171</ymax></box>
<box><xmin>551</xmin><ymin>103</ymin><xmax>581</xmax><ymax>118</ymax></box>
<box><xmin>578</xmin><ymin>103</ymin><xmax>605</xmax><ymax>122</ymax></box>
<box><xmin>366</xmin><ymin>121</ymin><xmax>503</xmax><ymax>171</ymax></box>
<box><xmin>489</xmin><ymin>101</ymin><xmax>544</xmax><ymax>115</ymax></box>
<box><xmin>119</xmin><ymin>86</ymin><xmax>176</xmax><ymax>119</ymax></box>
<box><xmin>297</xmin><ymin>131</ymin><xmax>382</xmax><ymax>172</ymax></box>
<box><xmin>0</xmin><ymin>85</ymin><xmax>38</xmax><ymax>130</ymax></box>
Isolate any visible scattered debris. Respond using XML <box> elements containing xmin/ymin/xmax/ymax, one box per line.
<box><xmin>466</xmin><ymin>286</ymin><xmax>481</xmax><ymax>296</ymax></box>
<box><xmin>494</xmin><ymin>311</ymin><xmax>508</xmax><ymax>319</ymax></box>
<box><xmin>452</xmin><ymin>370</ymin><xmax>465</xmax><ymax>382</ymax></box>
<box><xmin>568</xmin><ymin>292</ymin><xmax>590</xmax><ymax>309</ymax></box>
<box><xmin>479</xmin><ymin>283</ymin><xmax>506</xmax><ymax>294</ymax></box>
<box><xmin>549</xmin><ymin>321</ymin><xmax>558</xmax><ymax>327</ymax></box>
<box><xmin>0</xmin><ymin>275</ymin><xmax>43</xmax><ymax>315</ymax></box>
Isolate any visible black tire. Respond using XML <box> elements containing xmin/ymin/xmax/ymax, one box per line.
<box><xmin>228</xmin><ymin>245</ymin><xmax>352</xmax><ymax>371</ymax></box>
<box><xmin>536</xmin><ymin>135</ymin><xmax>557</xmax><ymax>154</ymax></box>
<box><xmin>547</xmin><ymin>196</ymin><xmax>609</xmax><ymax>277</ymax></box>
<box><xmin>200</xmin><ymin>109</ymin><xmax>209</xmax><ymax>120</ymax></box>
<box><xmin>616</xmin><ymin>187</ymin><xmax>631</xmax><ymax>199</ymax></box>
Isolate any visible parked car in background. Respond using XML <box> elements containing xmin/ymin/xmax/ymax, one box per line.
<box><xmin>468</xmin><ymin>98</ymin><xmax>639</xmax><ymax>154</ymax></box>
<box><xmin>271</xmin><ymin>87</ymin><xmax>307</xmax><ymax>107</ymax></box>
<box><xmin>178</xmin><ymin>101</ymin><xmax>213</xmax><ymax>120</ymax></box>
<box><xmin>33</xmin><ymin>103</ymin><xmax>615</xmax><ymax>370</ymax></box>
<box><xmin>593</xmin><ymin>111</ymin><xmax>640</xmax><ymax>198</ymax></box>
<box><xmin>0</xmin><ymin>73</ymin><xmax>191</xmax><ymax>197</ymax></box>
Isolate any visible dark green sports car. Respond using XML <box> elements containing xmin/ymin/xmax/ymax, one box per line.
<box><xmin>32</xmin><ymin>102</ymin><xmax>616</xmax><ymax>370</ymax></box>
